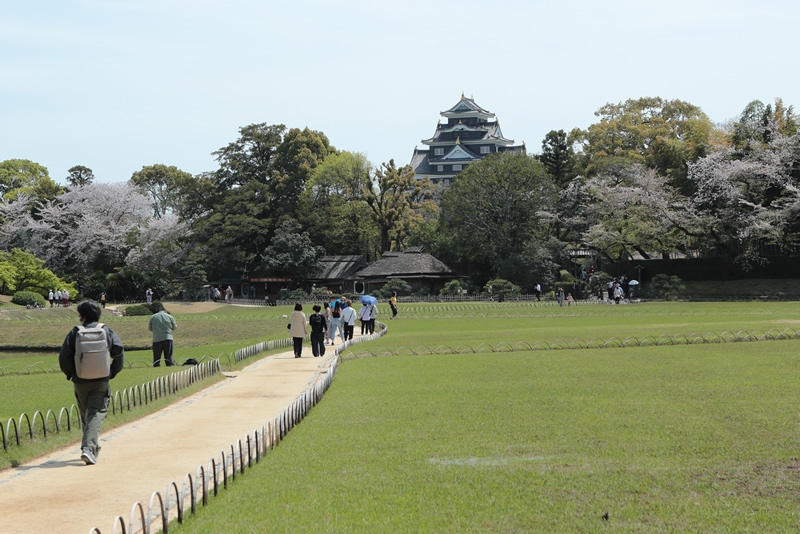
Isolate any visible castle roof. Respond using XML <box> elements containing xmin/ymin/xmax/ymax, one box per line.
<box><xmin>441</xmin><ymin>95</ymin><xmax>495</xmax><ymax>119</ymax></box>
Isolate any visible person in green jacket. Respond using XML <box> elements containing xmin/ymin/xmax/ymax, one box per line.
<box><xmin>149</xmin><ymin>308</ymin><xmax>177</xmax><ymax>366</ymax></box>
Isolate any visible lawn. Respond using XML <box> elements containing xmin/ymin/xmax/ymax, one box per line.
<box><xmin>0</xmin><ymin>301</ymin><xmax>299</xmax><ymax>468</ymax></box>
<box><xmin>171</xmin><ymin>300</ymin><xmax>800</xmax><ymax>532</ymax></box>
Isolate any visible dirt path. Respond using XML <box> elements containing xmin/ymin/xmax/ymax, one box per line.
<box><xmin>0</xmin><ymin>342</ymin><xmax>341</xmax><ymax>533</ymax></box>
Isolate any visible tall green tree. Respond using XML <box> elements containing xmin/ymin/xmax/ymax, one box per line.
<box><xmin>192</xmin><ymin>180</ymin><xmax>272</xmax><ymax>281</ymax></box>
<box><xmin>732</xmin><ymin>98</ymin><xmax>798</xmax><ymax>149</ymax></box>
<box><xmin>130</xmin><ymin>164</ymin><xmax>194</xmax><ymax>218</ymax></box>
<box><xmin>573</xmin><ymin>97</ymin><xmax>713</xmax><ymax>193</ymax></box>
<box><xmin>272</xmin><ymin>127</ymin><xmax>335</xmax><ymax>221</ymax></box>
<box><xmin>362</xmin><ymin>160</ymin><xmax>431</xmax><ymax>254</ymax></box>
<box><xmin>538</xmin><ymin>129</ymin><xmax>577</xmax><ymax>189</ymax></box>
<box><xmin>438</xmin><ymin>152</ymin><xmax>556</xmax><ymax>275</ymax></box>
<box><xmin>300</xmin><ymin>151</ymin><xmax>376</xmax><ymax>255</ymax></box>
<box><xmin>260</xmin><ymin>220</ymin><xmax>325</xmax><ymax>283</ymax></box>
<box><xmin>0</xmin><ymin>159</ymin><xmax>62</xmax><ymax>204</ymax></box>
<box><xmin>67</xmin><ymin>165</ymin><xmax>94</xmax><ymax>187</ymax></box>
<box><xmin>212</xmin><ymin>123</ymin><xmax>285</xmax><ymax>189</ymax></box>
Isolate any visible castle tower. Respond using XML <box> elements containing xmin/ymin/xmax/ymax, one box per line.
<box><xmin>409</xmin><ymin>94</ymin><xmax>526</xmax><ymax>184</ymax></box>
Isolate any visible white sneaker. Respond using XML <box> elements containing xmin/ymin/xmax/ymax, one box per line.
<box><xmin>81</xmin><ymin>449</ymin><xmax>96</xmax><ymax>465</ymax></box>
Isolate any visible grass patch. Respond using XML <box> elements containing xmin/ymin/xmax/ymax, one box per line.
<box><xmin>0</xmin><ymin>302</ymin><xmax>302</xmax><ymax>469</ymax></box>
<box><xmin>360</xmin><ymin>301</ymin><xmax>800</xmax><ymax>353</ymax></box>
<box><xmin>0</xmin><ymin>302</ymin><xmax>296</xmax><ymax>348</ymax></box>
<box><xmin>176</xmin><ymin>340</ymin><xmax>800</xmax><ymax>532</ymax></box>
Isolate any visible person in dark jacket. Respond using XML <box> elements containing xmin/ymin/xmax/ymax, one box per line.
<box><xmin>59</xmin><ymin>300</ymin><xmax>124</xmax><ymax>465</ymax></box>
<box><xmin>308</xmin><ymin>304</ymin><xmax>327</xmax><ymax>357</ymax></box>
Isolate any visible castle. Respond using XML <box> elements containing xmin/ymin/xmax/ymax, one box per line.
<box><xmin>409</xmin><ymin>94</ymin><xmax>526</xmax><ymax>184</ymax></box>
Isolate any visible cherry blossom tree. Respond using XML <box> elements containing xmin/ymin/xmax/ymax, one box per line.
<box><xmin>0</xmin><ymin>193</ymin><xmax>35</xmax><ymax>251</ymax></box>
<box><xmin>125</xmin><ymin>213</ymin><xmax>192</xmax><ymax>273</ymax></box>
<box><xmin>576</xmin><ymin>166</ymin><xmax>687</xmax><ymax>261</ymax></box>
<box><xmin>683</xmin><ymin>120</ymin><xmax>800</xmax><ymax>268</ymax></box>
<box><xmin>23</xmin><ymin>182</ymin><xmax>153</xmax><ymax>275</ymax></box>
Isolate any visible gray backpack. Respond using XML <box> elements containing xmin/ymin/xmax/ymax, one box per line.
<box><xmin>74</xmin><ymin>323</ymin><xmax>111</xmax><ymax>379</ymax></box>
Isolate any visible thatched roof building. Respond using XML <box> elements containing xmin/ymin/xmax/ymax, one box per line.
<box><xmin>355</xmin><ymin>247</ymin><xmax>455</xmax><ymax>294</ymax></box>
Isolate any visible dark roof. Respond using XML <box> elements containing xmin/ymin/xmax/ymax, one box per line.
<box><xmin>441</xmin><ymin>95</ymin><xmax>494</xmax><ymax>117</ymax></box>
<box><xmin>356</xmin><ymin>248</ymin><xmax>454</xmax><ymax>279</ymax></box>
<box><xmin>313</xmin><ymin>255</ymin><xmax>368</xmax><ymax>281</ymax></box>
<box><xmin>410</xmin><ymin>148</ymin><xmax>433</xmax><ymax>175</ymax></box>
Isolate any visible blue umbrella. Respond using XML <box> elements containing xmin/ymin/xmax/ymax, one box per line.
<box><xmin>360</xmin><ymin>295</ymin><xmax>377</xmax><ymax>305</ymax></box>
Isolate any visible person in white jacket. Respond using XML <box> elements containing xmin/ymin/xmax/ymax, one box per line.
<box><xmin>289</xmin><ymin>303</ymin><xmax>308</xmax><ymax>358</ymax></box>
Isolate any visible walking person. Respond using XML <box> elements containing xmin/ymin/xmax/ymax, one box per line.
<box><xmin>341</xmin><ymin>300</ymin><xmax>357</xmax><ymax>341</ymax></box>
<box><xmin>146</xmin><ymin>288</ymin><xmax>153</xmax><ymax>303</ymax></box>
<box><xmin>359</xmin><ymin>302</ymin><xmax>370</xmax><ymax>335</ymax></box>
<box><xmin>62</xmin><ymin>288</ymin><xmax>69</xmax><ymax>307</ymax></box>
<box><xmin>100</xmin><ymin>292</ymin><xmax>106</xmax><ymax>308</ymax></box>
<box><xmin>368</xmin><ymin>300</ymin><xmax>378</xmax><ymax>334</ymax></box>
<box><xmin>323</xmin><ymin>302</ymin><xmax>332</xmax><ymax>345</ymax></box>
<box><xmin>48</xmin><ymin>289</ymin><xmax>54</xmax><ymax>308</ymax></box>
<box><xmin>614</xmin><ymin>283</ymin><xmax>625</xmax><ymax>304</ymax></box>
<box><xmin>149</xmin><ymin>305</ymin><xmax>177</xmax><ymax>366</ymax></box>
<box><xmin>389</xmin><ymin>292</ymin><xmax>398</xmax><ymax>320</ymax></box>
<box><xmin>330</xmin><ymin>301</ymin><xmax>343</xmax><ymax>343</ymax></box>
<box><xmin>59</xmin><ymin>300</ymin><xmax>124</xmax><ymax>465</ymax></box>
<box><xmin>308</xmin><ymin>305</ymin><xmax>326</xmax><ymax>357</ymax></box>
<box><xmin>55</xmin><ymin>289</ymin><xmax>62</xmax><ymax>307</ymax></box>
<box><xmin>289</xmin><ymin>303</ymin><xmax>307</xmax><ymax>358</ymax></box>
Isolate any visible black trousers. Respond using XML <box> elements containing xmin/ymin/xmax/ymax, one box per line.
<box><xmin>153</xmin><ymin>340</ymin><xmax>174</xmax><ymax>366</ymax></box>
<box><xmin>293</xmin><ymin>337</ymin><xmax>303</xmax><ymax>358</ymax></box>
<box><xmin>344</xmin><ymin>324</ymin><xmax>354</xmax><ymax>340</ymax></box>
<box><xmin>310</xmin><ymin>332</ymin><xmax>326</xmax><ymax>357</ymax></box>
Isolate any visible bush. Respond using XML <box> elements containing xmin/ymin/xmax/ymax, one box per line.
<box><xmin>124</xmin><ymin>304</ymin><xmax>153</xmax><ymax>316</ymax></box>
<box><xmin>375</xmin><ymin>279</ymin><xmax>412</xmax><ymax>299</ymax></box>
<box><xmin>440</xmin><ymin>279</ymin><xmax>464</xmax><ymax>296</ymax></box>
<box><xmin>11</xmin><ymin>291</ymin><xmax>47</xmax><ymax>307</ymax></box>
<box><xmin>559</xmin><ymin>269</ymin><xmax>577</xmax><ymax>283</ymax></box>
<box><xmin>288</xmin><ymin>288</ymin><xmax>309</xmax><ymax>300</ymax></box>
<box><xmin>147</xmin><ymin>301</ymin><xmax>166</xmax><ymax>313</ymax></box>
<box><xmin>647</xmin><ymin>274</ymin><xmax>686</xmax><ymax>301</ymax></box>
<box><xmin>483</xmin><ymin>279</ymin><xmax>520</xmax><ymax>298</ymax></box>
<box><xmin>586</xmin><ymin>271</ymin><xmax>612</xmax><ymax>299</ymax></box>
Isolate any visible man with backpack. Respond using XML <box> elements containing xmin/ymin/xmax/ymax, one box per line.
<box><xmin>59</xmin><ymin>300</ymin><xmax>124</xmax><ymax>465</ymax></box>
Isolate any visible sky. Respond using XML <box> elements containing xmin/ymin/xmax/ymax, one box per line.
<box><xmin>3</xmin><ymin>0</ymin><xmax>799</xmax><ymax>184</ymax></box>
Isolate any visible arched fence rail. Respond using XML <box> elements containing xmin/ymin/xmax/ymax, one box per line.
<box><xmin>336</xmin><ymin>328</ymin><xmax>800</xmax><ymax>361</ymax></box>
<box><xmin>1</xmin><ymin>360</ymin><xmax>220</xmax><ymax>452</ymax></box>
<box><xmin>89</xmin><ymin>323</ymin><xmax>384</xmax><ymax>533</ymax></box>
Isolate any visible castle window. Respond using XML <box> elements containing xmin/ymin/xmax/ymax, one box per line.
<box><xmin>480</xmin><ymin>146</ymin><xmax>490</xmax><ymax>154</ymax></box>
<box><xmin>452</xmin><ymin>164</ymin><xmax>463</xmax><ymax>172</ymax></box>
<box><xmin>437</xmin><ymin>165</ymin><xmax>443</xmax><ymax>172</ymax></box>
<box><xmin>434</xmin><ymin>148</ymin><xmax>444</xmax><ymax>156</ymax></box>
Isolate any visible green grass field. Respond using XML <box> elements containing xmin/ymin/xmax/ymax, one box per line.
<box><xmin>172</xmin><ymin>301</ymin><xmax>800</xmax><ymax>532</ymax></box>
<box><xmin>0</xmin><ymin>302</ymin><xmax>296</xmax><ymax>468</ymax></box>
<box><xmin>4</xmin><ymin>299</ymin><xmax>800</xmax><ymax>530</ymax></box>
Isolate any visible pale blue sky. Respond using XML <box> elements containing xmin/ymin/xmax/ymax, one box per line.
<box><xmin>2</xmin><ymin>0</ymin><xmax>797</xmax><ymax>184</ymax></box>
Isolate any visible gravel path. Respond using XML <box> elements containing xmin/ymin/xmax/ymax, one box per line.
<box><xmin>0</xmin><ymin>345</ymin><xmax>339</xmax><ymax>533</ymax></box>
